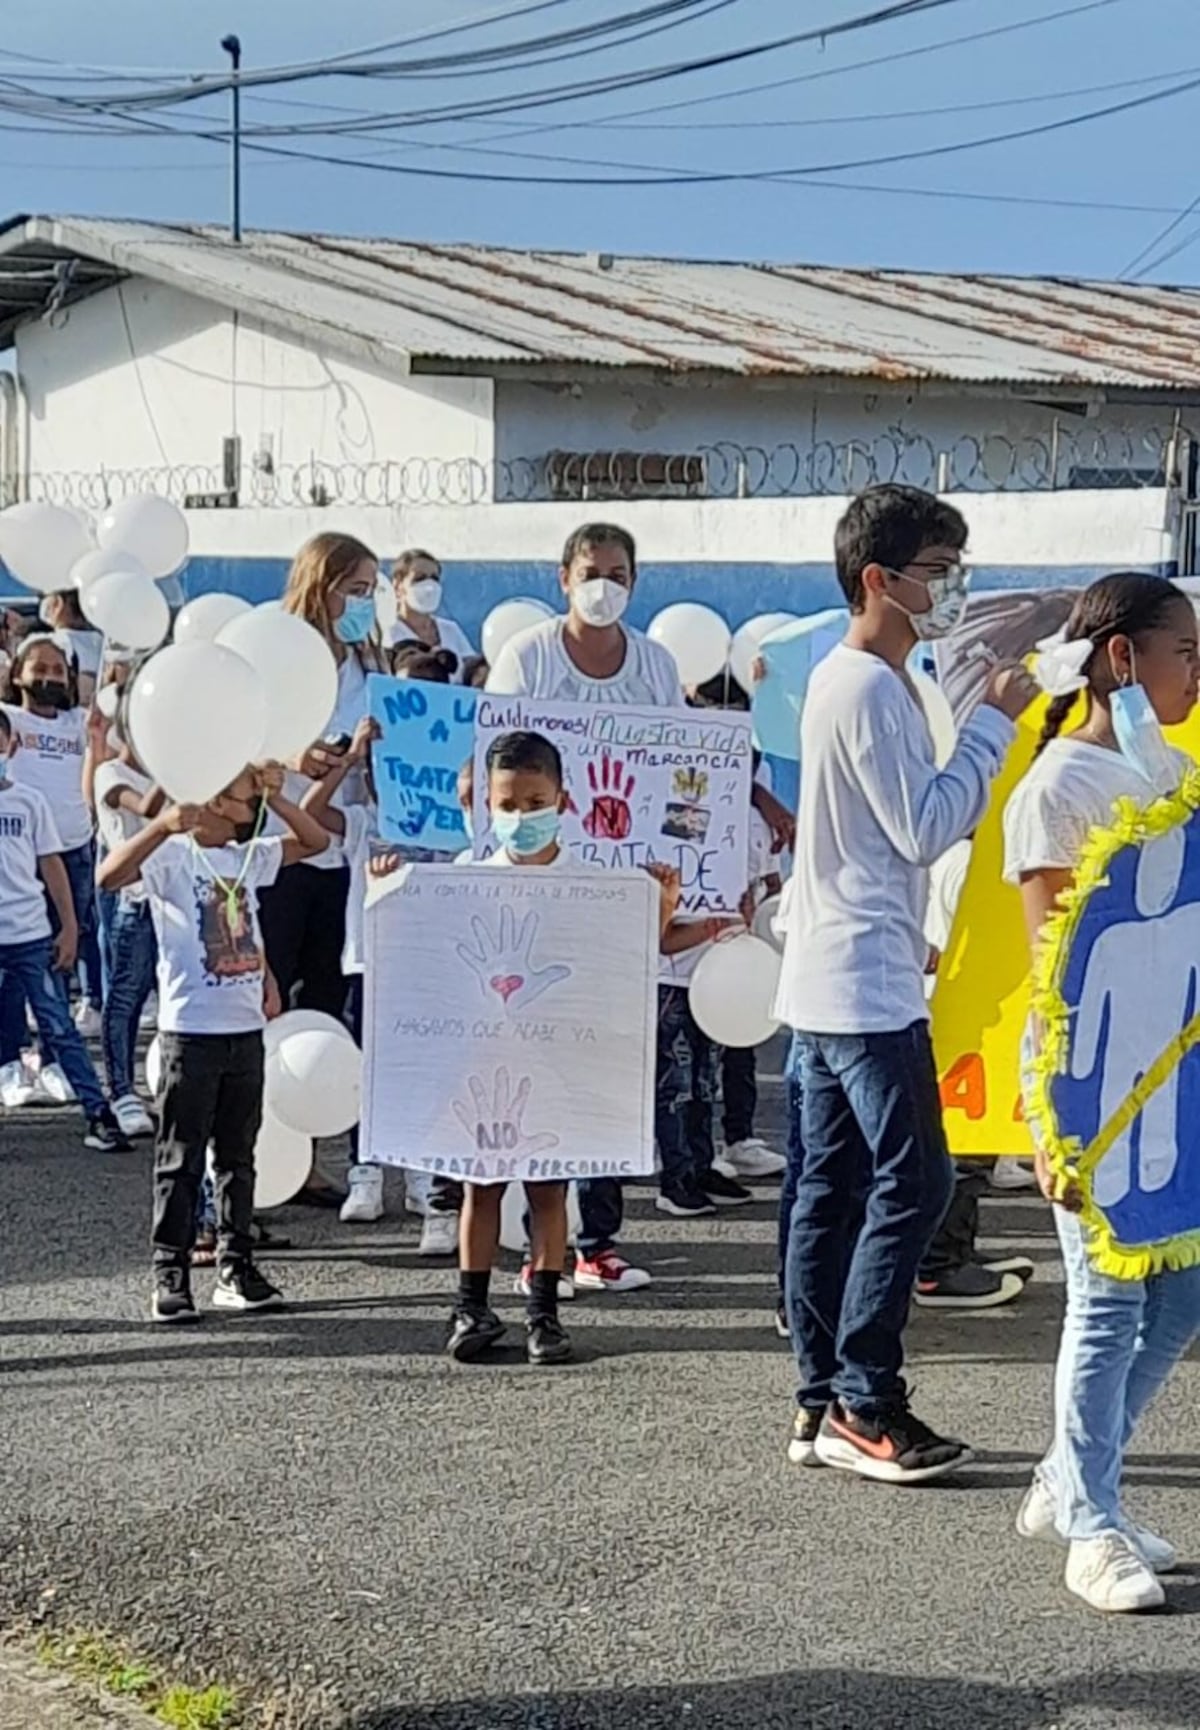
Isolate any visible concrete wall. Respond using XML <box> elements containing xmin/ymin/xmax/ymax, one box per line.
<box><xmin>17</xmin><ymin>278</ymin><xmax>495</xmax><ymax>480</ymax></box>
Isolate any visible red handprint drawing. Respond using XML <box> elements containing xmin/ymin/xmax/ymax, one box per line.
<box><xmin>583</xmin><ymin>752</ymin><xmax>636</xmax><ymax>840</ymax></box>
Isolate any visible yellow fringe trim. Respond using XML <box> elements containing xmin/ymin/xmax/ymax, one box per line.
<box><xmin>1025</xmin><ymin>765</ymin><xmax>1200</xmax><ymax>1281</ymax></box>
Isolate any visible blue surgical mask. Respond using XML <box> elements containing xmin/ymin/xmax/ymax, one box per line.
<box><xmin>492</xmin><ymin>807</ymin><xmax>561</xmax><ymax>858</ymax></box>
<box><xmin>334</xmin><ymin>595</ymin><xmax>376</xmax><ymax>645</ymax></box>
<box><xmin>1111</xmin><ymin>681</ymin><xmax>1181</xmax><ymax>797</ymax></box>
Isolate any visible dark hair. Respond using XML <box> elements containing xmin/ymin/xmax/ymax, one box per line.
<box><xmin>48</xmin><ymin>589</ymin><xmax>88</xmax><ymax>629</ymax></box>
<box><xmin>390</xmin><ymin>642</ymin><xmax>458</xmax><ymax>682</ymax></box>
<box><xmin>690</xmin><ymin>669</ymin><xmax>749</xmax><ymax>711</ymax></box>
<box><xmin>392</xmin><ymin>548</ymin><xmax>442</xmax><ymax>582</ymax></box>
<box><xmin>485</xmin><ymin>729</ymin><xmax>564</xmax><ymax>788</ymax></box>
<box><xmin>834</xmin><ymin>485</ymin><xmax>967</xmax><ymax>612</ymax></box>
<box><xmin>460</xmin><ymin>654</ymin><xmax>489</xmax><ymax>689</ymax></box>
<box><xmin>0</xmin><ymin>708</ymin><xmax>11</xmax><ymax>742</ymax></box>
<box><xmin>1035</xmin><ymin>571</ymin><xmax>1189</xmax><ymax>756</ymax></box>
<box><xmin>2</xmin><ymin>632</ymin><xmax>79</xmax><ymax>708</ymax></box>
<box><xmin>561</xmin><ymin>522</ymin><xmax>637</xmax><ymax>576</ymax></box>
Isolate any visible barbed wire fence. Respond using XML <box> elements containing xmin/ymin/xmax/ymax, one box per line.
<box><xmin>14</xmin><ymin>422</ymin><xmax>1196</xmax><ymax>512</ymax></box>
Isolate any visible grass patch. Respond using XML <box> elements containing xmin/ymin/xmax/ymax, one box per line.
<box><xmin>36</xmin><ymin>1630</ymin><xmax>240</xmax><ymax>1727</ymax></box>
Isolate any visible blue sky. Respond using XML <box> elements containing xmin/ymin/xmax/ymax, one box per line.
<box><xmin>3</xmin><ymin>0</ymin><xmax>1198</xmax><ymax>280</ymax></box>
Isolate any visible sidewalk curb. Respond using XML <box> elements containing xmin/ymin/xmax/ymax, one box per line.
<box><xmin>0</xmin><ymin>1646</ymin><xmax>159</xmax><ymax>1730</ymax></box>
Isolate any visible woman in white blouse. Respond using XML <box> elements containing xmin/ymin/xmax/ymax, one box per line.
<box><xmin>389</xmin><ymin>550</ymin><xmax>474</xmax><ymax>680</ymax></box>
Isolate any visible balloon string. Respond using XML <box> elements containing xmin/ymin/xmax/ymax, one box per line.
<box><xmin>191</xmin><ymin>797</ymin><xmax>269</xmax><ymax>925</ymax></box>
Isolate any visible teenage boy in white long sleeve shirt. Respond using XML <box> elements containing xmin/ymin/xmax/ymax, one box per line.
<box><xmin>777</xmin><ymin>484</ymin><xmax>1037</xmax><ymax>1486</ymax></box>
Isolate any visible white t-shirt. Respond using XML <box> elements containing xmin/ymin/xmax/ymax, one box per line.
<box><xmin>390</xmin><ymin>615</ymin><xmax>475</xmax><ymax>680</ymax></box>
<box><xmin>0</xmin><ymin>703</ymin><xmax>91</xmax><ymax>850</ymax></box>
<box><xmin>480</xmin><ymin>844</ymin><xmax>580</xmax><ymax>871</ymax></box>
<box><xmin>1002</xmin><ymin>738</ymin><xmax>1190</xmax><ymax>883</ymax></box>
<box><xmin>486</xmin><ymin>618</ymin><xmax>684</xmax><ymax>707</ymax></box>
<box><xmin>278</xmin><ymin>655</ymin><xmax>374</xmax><ymax>871</ymax></box>
<box><xmin>0</xmin><ymin>781</ymin><xmax>63</xmax><ymax>945</ymax></box>
<box><xmin>775</xmin><ymin>645</ymin><xmax>1014</xmax><ymax>1035</ymax></box>
<box><xmin>94</xmin><ymin>759</ymin><xmax>154</xmax><ymax>905</ymax></box>
<box><xmin>341</xmin><ymin>803</ymin><xmax>377</xmax><ymax>976</ymax></box>
<box><xmin>52</xmin><ymin>627</ymin><xmax>103</xmax><ymax>681</ymax></box>
<box><xmin>140</xmin><ymin>835</ymin><xmax>284</xmax><ymax>1034</ymax></box>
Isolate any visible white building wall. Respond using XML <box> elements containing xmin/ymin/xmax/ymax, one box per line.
<box><xmin>16</xmin><ymin>276</ymin><xmax>495</xmax><ymax>481</ymax></box>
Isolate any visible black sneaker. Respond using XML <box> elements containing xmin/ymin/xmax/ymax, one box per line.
<box><xmin>446</xmin><ymin>1306</ymin><xmax>506</xmax><ymax>1362</ymax></box>
<box><xmin>84</xmin><ymin>1108</ymin><xmax>132</xmax><ymax>1153</ymax></box>
<box><xmin>814</xmin><ymin>1399</ymin><xmax>972</xmax><ymax>1484</ymax></box>
<box><xmin>914</xmin><ymin>1264</ymin><xmax>1025</xmax><ymax>1309</ymax></box>
<box><xmin>654</xmin><ymin>1186</ymin><xmax>718</xmax><ymax>1219</ymax></box>
<box><xmin>970</xmin><ymin>1250</ymin><xmax>1036</xmax><ymax>1282</ymax></box>
<box><xmin>152</xmin><ymin>1265</ymin><xmax>200</xmax><ymax>1326</ymax></box>
<box><xmin>786</xmin><ymin>1406</ymin><xmax>826</xmax><ymax>1467</ymax></box>
<box><xmin>212</xmin><ymin>1261</ymin><xmax>284</xmax><ymax>1312</ymax></box>
<box><xmin>699</xmin><ymin>1169</ymin><xmax>754</xmax><ymax>1207</ymax></box>
<box><xmin>526</xmin><ymin>1315</ymin><xmax>573</xmax><ymax>1366</ymax></box>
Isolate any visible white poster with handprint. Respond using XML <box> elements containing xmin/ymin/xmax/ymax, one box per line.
<box><xmin>1043</xmin><ymin>808</ymin><xmax>1200</xmax><ymax>1273</ymax></box>
<box><xmin>361</xmin><ymin>865</ymin><xmax>658</xmax><ymax>1182</ymax></box>
<box><xmin>472</xmin><ymin>695</ymin><xmax>754</xmax><ymax>914</ymax></box>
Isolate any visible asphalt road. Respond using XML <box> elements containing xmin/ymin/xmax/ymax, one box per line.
<box><xmin>2</xmin><ymin>1060</ymin><xmax>1198</xmax><ymax>1730</ymax></box>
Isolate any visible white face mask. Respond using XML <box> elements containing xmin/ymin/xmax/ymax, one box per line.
<box><xmin>573</xmin><ymin>577</ymin><xmax>629</xmax><ymax>628</ymax></box>
<box><xmin>405</xmin><ymin>577</ymin><xmax>442</xmax><ymax>616</ymax></box>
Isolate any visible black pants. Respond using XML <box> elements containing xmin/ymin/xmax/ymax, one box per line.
<box><xmin>919</xmin><ymin>1158</ymin><xmax>991</xmax><ymax>1278</ymax></box>
<box><xmin>258</xmin><ymin>862</ymin><xmax>351</xmax><ymax>1018</ymax></box>
<box><xmin>152</xmin><ymin>1032</ymin><xmax>264</xmax><ymax>1269</ymax></box>
<box><xmin>721</xmin><ymin>1045</ymin><xmax>758</xmax><ymax>1145</ymax></box>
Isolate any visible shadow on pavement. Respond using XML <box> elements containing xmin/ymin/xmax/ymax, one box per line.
<box><xmin>341</xmin><ymin>1665</ymin><xmax>1200</xmax><ymax>1730</ymax></box>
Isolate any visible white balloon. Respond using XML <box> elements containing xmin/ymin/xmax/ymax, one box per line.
<box><xmin>97</xmin><ymin>494</ymin><xmax>189</xmax><ymax>580</ymax></box>
<box><xmin>729</xmin><ymin>611</ymin><xmax>801</xmax><ymax>693</ymax></box>
<box><xmin>688</xmin><ymin>933</ymin><xmax>782</xmax><ymax>1048</ymax></box>
<box><xmin>375</xmin><ymin>579</ymin><xmax>398</xmax><ymax>636</ymax></box>
<box><xmin>647</xmin><ymin>603</ymin><xmax>731</xmax><ymax>688</ymax></box>
<box><xmin>911</xmin><ymin>669</ymin><xmax>957</xmax><ymax>768</ymax></box>
<box><xmin>128</xmin><ymin>641</ymin><xmax>268</xmax><ymax>803</ymax></box>
<box><xmin>218</xmin><ymin>605</ymin><xmax>338</xmax><ymax>761</ymax></box>
<box><xmin>752</xmin><ymin>892</ymin><xmax>785</xmax><ymax>954</ymax></box>
<box><xmin>500</xmin><ymin>1182</ymin><xmax>582</xmax><ymax>1253</ymax></box>
<box><xmin>145</xmin><ymin>1035</ymin><xmax>163</xmax><ymax>1098</ymax></box>
<box><xmin>174</xmin><ymin>592</ymin><xmax>251</xmax><ymax>645</ymax></box>
<box><xmin>81</xmin><ymin>569</ymin><xmax>170</xmax><ymax>651</ymax></box>
<box><xmin>263</xmin><ymin>1008</ymin><xmax>355</xmax><ymax>1056</ymax></box>
<box><xmin>266</xmin><ymin>1029</ymin><xmax>363</xmax><ymax>1138</ymax></box>
<box><xmin>71</xmin><ymin>546</ymin><xmax>148</xmax><ymax>593</ymax></box>
<box><xmin>481</xmin><ymin>597</ymin><xmax>554</xmax><ymax>665</ymax></box>
<box><xmin>253</xmin><ymin>1110</ymin><xmax>313</xmax><ymax>1210</ymax></box>
<box><xmin>95</xmin><ymin>682</ymin><xmax>121</xmax><ymax>719</ymax></box>
<box><xmin>0</xmin><ymin>502</ymin><xmax>94</xmax><ymax>595</ymax></box>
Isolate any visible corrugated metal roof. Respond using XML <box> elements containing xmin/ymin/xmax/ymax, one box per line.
<box><xmin>1</xmin><ymin>213</ymin><xmax>1199</xmax><ymax>391</ymax></box>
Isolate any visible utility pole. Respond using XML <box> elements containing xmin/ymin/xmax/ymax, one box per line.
<box><xmin>220</xmin><ymin>34</ymin><xmax>242</xmax><ymax>243</ymax></box>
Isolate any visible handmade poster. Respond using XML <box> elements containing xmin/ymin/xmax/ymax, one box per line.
<box><xmin>367</xmin><ymin>675</ymin><xmax>476</xmax><ymax>851</ymax></box>
<box><xmin>931</xmin><ymin>698</ymin><xmax>1200</xmax><ymax>1156</ymax></box>
<box><xmin>472</xmin><ymin>694</ymin><xmax>754</xmax><ymax>913</ymax></box>
<box><xmin>1028</xmin><ymin>777</ymin><xmax>1200</xmax><ymax>1278</ymax></box>
<box><xmin>361</xmin><ymin>865</ymin><xmax>658</xmax><ymax>1182</ymax></box>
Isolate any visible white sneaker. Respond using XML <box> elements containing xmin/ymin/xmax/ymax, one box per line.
<box><xmin>139</xmin><ymin>996</ymin><xmax>158</xmax><ymax>1030</ymax></box>
<box><xmin>991</xmin><ymin>1156</ymin><xmax>1038</xmax><ymax>1191</ymax></box>
<box><xmin>113</xmin><ymin>1093</ymin><xmax>154</xmax><ymax>1138</ymax></box>
<box><xmin>514</xmin><ymin>1266</ymin><xmax>576</xmax><ymax>1302</ymax></box>
<box><xmin>1122</xmin><ymin>1518</ymin><xmax>1176</xmax><ymax>1574</ymax></box>
<box><xmin>717</xmin><ymin>1136</ymin><xmax>787</xmax><ymax>1179</ymax></box>
<box><xmin>1064</xmin><ymin>1532</ymin><xmax>1165</xmax><ymax>1613</ymax></box>
<box><xmin>34</xmin><ymin>1063</ymin><xmax>76</xmax><ymax>1105</ymax></box>
<box><xmin>0</xmin><ymin>1058</ymin><xmax>36</xmax><ymax>1109</ymax></box>
<box><xmin>418</xmin><ymin>1211</ymin><xmax>459</xmax><ymax>1257</ymax></box>
<box><xmin>340</xmin><ymin>1164</ymin><xmax>385</xmax><ymax>1224</ymax></box>
<box><xmin>73</xmin><ymin>1002</ymin><xmax>103</xmax><ymax>1039</ymax></box>
<box><xmin>1015</xmin><ymin>1477</ymin><xmax>1176</xmax><ymax>1576</ymax></box>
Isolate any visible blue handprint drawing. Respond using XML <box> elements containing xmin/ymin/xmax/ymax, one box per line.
<box><xmin>455</xmin><ymin>907</ymin><xmax>571</xmax><ymax>1011</ymax></box>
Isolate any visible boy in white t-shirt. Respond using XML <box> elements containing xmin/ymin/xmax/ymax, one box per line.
<box><xmin>99</xmin><ymin>764</ymin><xmax>331</xmax><ymax>1324</ymax></box>
<box><xmin>0</xmin><ymin>709</ymin><xmax>128</xmax><ymax>1150</ymax></box>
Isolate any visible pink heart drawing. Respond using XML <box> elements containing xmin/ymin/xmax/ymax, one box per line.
<box><xmin>489</xmin><ymin>974</ymin><xmax>524</xmax><ymax>1004</ymax></box>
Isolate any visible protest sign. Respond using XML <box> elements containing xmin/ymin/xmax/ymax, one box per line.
<box><xmin>361</xmin><ymin>865</ymin><xmax>658</xmax><ymax>1183</ymax></box>
<box><xmin>472</xmin><ymin>694</ymin><xmax>754</xmax><ymax>912</ymax></box>
<box><xmin>367</xmin><ymin>675</ymin><xmax>475</xmax><ymax>850</ymax></box>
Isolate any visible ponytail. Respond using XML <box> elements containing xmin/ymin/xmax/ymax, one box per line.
<box><xmin>1034</xmin><ymin>691</ymin><xmax>1079</xmax><ymax>757</ymax></box>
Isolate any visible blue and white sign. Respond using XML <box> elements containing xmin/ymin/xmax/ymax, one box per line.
<box><xmin>368</xmin><ymin>675</ymin><xmax>476</xmax><ymax>851</ymax></box>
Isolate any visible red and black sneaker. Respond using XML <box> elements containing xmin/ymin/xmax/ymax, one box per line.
<box><xmin>813</xmin><ymin>1399</ymin><xmax>972</xmax><ymax>1484</ymax></box>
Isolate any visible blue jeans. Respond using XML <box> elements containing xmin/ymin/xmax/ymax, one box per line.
<box><xmin>785</xmin><ymin>1022</ymin><xmax>954</xmax><ymax>1416</ymax></box>
<box><xmin>0</xmin><ymin>840</ymin><xmax>104</xmax><ymax>1042</ymax></box>
<box><xmin>0</xmin><ymin>938</ymin><xmax>106</xmax><ymax>1117</ymax></box>
<box><xmin>655</xmin><ymin>984</ymin><xmax>716</xmax><ymax>1196</ymax></box>
<box><xmin>777</xmin><ymin>1034</ymin><xmax>804</xmax><ymax>1302</ymax></box>
<box><xmin>1040</xmin><ymin>1208</ymin><xmax>1200</xmax><ymax>1539</ymax></box>
<box><xmin>101</xmin><ymin>898</ymin><xmax>157</xmax><ymax>1099</ymax></box>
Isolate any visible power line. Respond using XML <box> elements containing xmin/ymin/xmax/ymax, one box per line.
<box><xmin>1120</xmin><ymin>186</ymin><xmax>1200</xmax><ymax>279</ymax></box>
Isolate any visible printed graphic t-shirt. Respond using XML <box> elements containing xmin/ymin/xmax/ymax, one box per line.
<box><xmin>0</xmin><ymin>781</ymin><xmax>63</xmax><ymax>945</ymax></box>
<box><xmin>0</xmin><ymin>703</ymin><xmax>91</xmax><ymax>849</ymax></box>
<box><xmin>141</xmin><ymin>835</ymin><xmax>284</xmax><ymax>1034</ymax></box>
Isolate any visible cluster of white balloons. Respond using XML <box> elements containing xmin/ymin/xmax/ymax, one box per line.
<box><xmin>0</xmin><ymin>494</ymin><xmax>190</xmax><ymax>652</ymax></box>
<box><xmin>145</xmin><ymin>1010</ymin><xmax>362</xmax><ymax>1210</ymax></box>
